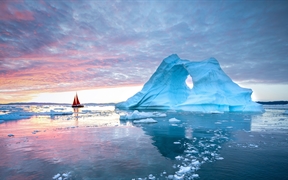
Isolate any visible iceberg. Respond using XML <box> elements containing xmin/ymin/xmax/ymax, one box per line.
<box><xmin>116</xmin><ymin>54</ymin><xmax>263</xmax><ymax>113</ymax></box>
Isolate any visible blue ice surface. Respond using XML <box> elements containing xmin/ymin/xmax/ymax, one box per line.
<box><xmin>116</xmin><ymin>54</ymin><xmax>264</xmax><ymax>113</ymax></box>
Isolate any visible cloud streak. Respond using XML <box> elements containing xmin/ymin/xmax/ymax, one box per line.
<box><xmin>0</xmin><ymin>0</ymin><xmax>288</xmax><ymax>102</ymax></box>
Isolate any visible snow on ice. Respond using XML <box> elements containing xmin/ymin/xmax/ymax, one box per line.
<box><xmin>116</xmin><ymin>54</ymin><xmax>264</xmax><ymax>113</ymax></box>
<box><xmin>169</xmin><ymin>118</ymin><xmax>181</xmax><ymax>123</ymax></box>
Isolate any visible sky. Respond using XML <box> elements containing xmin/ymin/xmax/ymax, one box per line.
<box><xmin>0</xmin><ymin>0</ymin><xmax>288</xmax><ymax>104</ymax></box>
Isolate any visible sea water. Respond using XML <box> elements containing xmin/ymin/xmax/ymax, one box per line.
<box><xmin>0</xmin><ymin>104</ymin><xmax>288</xmax><ymax>180</ymax></box>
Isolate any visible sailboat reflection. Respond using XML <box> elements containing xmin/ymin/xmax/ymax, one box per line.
<box><xmin>73</xmin><ymin>108</ymin><xmax>80</xmax><ymax>121</ymax></box>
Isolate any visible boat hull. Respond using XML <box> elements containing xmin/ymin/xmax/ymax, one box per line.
<box><xmin>72</xmin><ymin>105</ymin><xmax>84</xmax><ymax>108</ymax></box>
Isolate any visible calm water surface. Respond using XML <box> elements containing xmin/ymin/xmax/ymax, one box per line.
<box><xmin>0</xmin><ymin>105</ymin><xmax>288</xmax><ymax>180</ymax></box>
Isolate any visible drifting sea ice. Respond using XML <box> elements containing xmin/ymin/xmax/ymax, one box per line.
<box><xmin>0</xmin><ymin>106</ymin><xmax>73</xmax><ymax>122</ymax></box>
<box><xmin>0</xmin><ymin>112</ymin><xmax>32</xmax><ymax>121</ymax></box>
<box><xmin>120</xmin><ymin>110</ymin><xmax>166</xmax><ymax>120</ymax></box>
<box><xmin>52</xmin><ymin>172</ymin><xmax>71</xmax><ymax>180</ymax></box>
<box><xmin>169</xmin><ymin>118</ymin><xmax>181</xmax><ymax>123</ymax></box>
<box><xmin>133</xmin><ymin>118</ymin><xmax>157</xmax><ymax>124</ymax></box>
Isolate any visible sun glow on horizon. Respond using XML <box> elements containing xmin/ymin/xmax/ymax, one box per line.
<box><xmin>238</xmin><ymin>83</ymin><xmax>288</xmax><ymax>101</ymax></box>
<box><xmin>30</xmin><ymin>86</ymin><xmax>143</xmax><ymax>104</ymax></box>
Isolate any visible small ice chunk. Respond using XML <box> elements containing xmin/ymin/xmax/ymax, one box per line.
<box><xmin>168</xmin><ymin>175</ymin><xmax>174</xmax><ymax>179</ymax></box>
<box><xmin>62</xmin><ymin>172</ymin><xmax>70</xmax><ymax>177</ymax></box>
<box><xmin>148</xmin><ymin>174</ymin><xmax>155</xmax><ymax>180</ymax></box>
<box><xmin>175</xmin><ymin>156</ymin><xmax>182</xmax><ymax>160</ymax></box>
<box><xmin>169</xmin><ymin>118</ymin><xmax>181</xmax><ymax>123</ymax></box>
<box><xmin>133</xmin><ymin>118</ymin><xmax>157</xmax><ymax>124</ymax></box>
<box><xmin>178</xmin><ymin>166</ymin><xmax>191</xmax><ymax>174</ymax></box>
<box><xmin>191</xmin><ymin>160</ymin><xmax>200</xmax><ymax>166</ymax></box>
<box><xmin>192</xmin><ymin>174</ymin><xmax>199</xmax><ymax>178</ymax></box>
<box><xmin>185</xmin><ymin>150</ymin><xmax>198</xmax><ymax>154</ymax></box>
<box><xmin>283</xmin><ymin>110</ymin><xmax>288</xmax><ymax>115</ymax></box>
<box><xmin>57</xmin><ymin>177</ymin><xmax>62</xmax><ymax>180</ymax></box>
<box><xmin>203</xmin><ymin>157</ymin><xmax>208</xmax><ymax>161</ymax></box>
<box><xmin>216</xmin><ymin>157</ymin><xmax>224</xmax><ymax>160</ymax></box>
<box><xmin>8</xmin><ymin>134</ymin><xmax>14</xmax><ymax>137</ymax></box>
<box><xmin>174</xmin><ymin>174</ymin><xmax>184</xmax><ymax>179</ymax></box>
<box><xmin>52</xmin><ymin>173</ymin><xmax>61</xmax><ymax>179</ymax></box>
<box><xmin>50</xmin><ymin>110</ymin><xmax>73</xmax><ymax>115</ymax></box>
<box><xmin>173</xmin><ymin>142</ymin><xmax>181</xmax><ymax>144</ymax></box>
<box><xmin>249</xmin><ymin>144</ymin><xmax>258</xmax><ymax>148</ymax></box>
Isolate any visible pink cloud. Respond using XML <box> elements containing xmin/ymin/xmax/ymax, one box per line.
<box><xmin>0</xmin><ymin>1</ymin><xmax>34</xmax><ymax>21</ymax></box>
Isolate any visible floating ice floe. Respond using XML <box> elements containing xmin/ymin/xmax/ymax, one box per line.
<box><xmin>0</xmin><ymin>112</ymin><xmax>32</xmax><ymax>121</ymax></box>
<box><xmin>148</xmin><ymin>174</ymin><xmax>156</xmax><ymax>180</ymax></box>
<box><xmin>133</xmin><ymin>118</ymin><xmax>157</xmax><ymax>124</ymax></box>
<box><xmin>48</xmin><ymin>110</ymin><xmax>73</xmax><ymax>115</ymax></box>
<box><xmin>177</xmin><ymin>166</ymin><xmax>191</xmax><ymax>174</ymax></box>
<box><xmin>8</xmin><ymin>134</ymin><xmax>14</xmax><ymax>137</ymax></box>
<box><xmin>0</xmin><ymin>109</ymin><xmax>72</xmax><ymax>122</ymax></box>
<box><xmin>283</xmin><ymin>110</ymin><xmax>288</xmax><ymax>115</ymax></box>
<box><xmin>167</xmin><ymin>129</ymin><xmax>229</xmax><ymax>179</ymax></box>
<box><xmin>192</xmin><ymin>174</ymin><xmax>199</xmax><ymax>178</ymax></box>
<box><xmin>169</xmin><ymin>118</ymin><xmax>181</xmax><ymax>123</ymax></box>
<box><xmin>120</xmin><ymin>110</ymin><xmax>166</xmax><ymax>120</ymax></box>
<box><xmin>52</xmin><ymin>173</ymin><xmax>60</xmax><ymax>179</ymax></box>
<box><xmin>52</xmin><ymin>172</ymin><xmax>71</xmax><ymax>180</ymax></box>
<box><xmin>248</xmin><ymin>144</ymin><xmax>259</xmax><ymax>148</ymax></box>
<box><xmin>167</xmin><ymin>175</ymin><xmax>174</xmax><ymax>179</ymax></box>
<box><xmin>175</xmin><ymin>155</ymin><xmax>183</xmax><ymax>160</ymax></box>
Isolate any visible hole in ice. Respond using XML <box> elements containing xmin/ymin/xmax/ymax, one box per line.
<box><xmin>185</xmin><ymin>75</ymin><xmax>193</xmax><ymax>89</ymax></box>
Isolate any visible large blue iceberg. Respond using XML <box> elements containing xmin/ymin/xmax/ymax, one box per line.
<box><xmin>116</xmin><ymin>54</ymin><xmax>264</xmax><ymax>113</ymax></box>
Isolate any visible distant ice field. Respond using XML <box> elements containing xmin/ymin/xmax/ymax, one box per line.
<box><xmin>0</xmin><ymin>104</ymin><xmax>287</xmax><ymax>180</ymax></box>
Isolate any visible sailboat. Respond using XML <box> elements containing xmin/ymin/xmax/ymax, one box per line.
<box><xmin>72</xmin><ymin>93</ymin><xmax>84</xmax><ymax>108</ymax></box>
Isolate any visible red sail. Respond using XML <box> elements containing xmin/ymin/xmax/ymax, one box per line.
<box><xmin>75</xmin><ymin>93</ymin><xmax>80</xmax><ymax>105</ymax></box>
<box><xmin>72</xmin><ymin>93</ymin><xmax>84</xmax><ymax>107</ymax></box>
<box><xmin>72</xmin><ymin>96</ymin><xmax>77</xmax><ymax>105</ymax></box>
